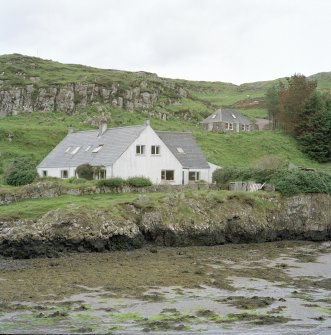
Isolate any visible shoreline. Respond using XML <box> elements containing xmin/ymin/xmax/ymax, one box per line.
<box><xmin>0</xmin><ymin>192</ymin><xmax>330</xmax><ymax>259</ymax></box>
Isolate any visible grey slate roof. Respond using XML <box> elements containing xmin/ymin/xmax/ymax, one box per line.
<box><xmin>201</xmin><ymin>108</ymin><xmax>252</xmax><ymax>125</ymax></box>
<box><xmin>156</xmin><ymin>131</ymin><xmax>210</xmax><ymax>169</ymax></box>
<box><xmin>38</xmin><ymin>125</ymin><xmax>146</xmax><ymax>168</ymax></box>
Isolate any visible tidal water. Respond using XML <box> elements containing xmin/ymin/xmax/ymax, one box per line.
<box><xmin>0</xmin><ymin>241</ymin><xmax>330</xmax><ymax>334</ymax></box>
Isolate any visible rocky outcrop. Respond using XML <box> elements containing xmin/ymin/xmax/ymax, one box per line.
<box><xmin>0</xmin><ymin>80</ymin><xmax>187</xmax><ymax>117</ymax></box>
<box><xmin>0</xmin><ymin>193</ymin><xmax>330</xmax><ymax>258</ymax></box>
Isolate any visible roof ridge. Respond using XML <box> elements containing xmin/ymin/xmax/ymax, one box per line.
<box><xmin>156</xmin><ymin>131</ymin><xmax>192</xmax><ymax>134</ymax></box>
<box><xmin>70</xmin><ymin>124</ymin><xmax>146</xmax><ymax>134</ymax></box>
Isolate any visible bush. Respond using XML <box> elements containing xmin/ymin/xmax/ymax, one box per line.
<box><xmin>213</xmin><ymin>167</ymin><xmax>331</xmax><ymax>196</ymax></box>
<box><xmin>68</xmin><ymin>177</ymin><xmax>88</xmax><ymax>184</ymax></box>
<box><xmin>127</xmin><ymin>177</ymin><xmax>152</xmax><ymax>188</ymax></box>
<box><xmin>212</xmin><ymin>167</ymin><xmax>275</xmax><ymax>185</ymax></box>
<box><xmin>269</xmin><ymin>170</ymin><xmax>331</xmax><ymax>196</ymax></box>
<box><xmin>75</xmin><ymin>164</ymin><xmax>94</xmax><ymax>180</ymax></box>
<box><xmin>97</xmin><ymin>177</ymin><xmax>126</xmax><ymax>188</ymax></box>
<box><xmin>5</xmin><ymin>157</ymin><xmax>38</xmax><ymax>186</ymax></box>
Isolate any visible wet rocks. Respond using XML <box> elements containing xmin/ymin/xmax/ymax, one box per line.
<box><xmin>0</xmin><ymin>193</ymin><xmax>330</xmax><ymax>258</ymax></box>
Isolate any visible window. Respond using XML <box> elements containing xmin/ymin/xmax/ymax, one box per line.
<box><xmin>246</xmin><ymin>125</ymin><xmax>250</xmax><ymax>131</ymax></box>
<box><xmin>151</xmin><ymin>145</ymin><xmax>160</xmax><ymax>155</ymax></box>
<box><xmin>42</xmin><ymin>170</ymin><xmax>47</xmax><ymax>177</ymax></box>
<box><xmin>225</xmin><ymin>122</ymin><xmax>229</xmax><ymax>130</ymax></box>
<box><xmin>189</xmin><ymin>171</ymin><xmax>200</xmax><ymax>181</ymax></box>
<box><xmin>65</xmin><ymin>147</ymin><xmax>71</xmax><ymax>153</ymax></box>
<box><xmin>229</xmin><ymin>123</ymin><xmax>233</xmax><ymax>130</ymax></box>
<box><xmin>231</xmin><ymin>113</ymin><xmax>237</xmax><ymax>119</ymax></box>
<box><xmin>95</xmin><ymin>169</ymin><xmax>107</xmax><ymax>180</ymax></box>
<box><xmin>136</xmin><ymin>145</ymin><xmax>145</xmax><ymax>155</ymax></box>
<box><xmin>85</xmin><ymin>145</ymin><xmax>91</xmax><ymax>152</ymax></box>
<box><xmin>61</xmin><ymin>170</ymin><xmax>69</xmax><ymax>179</ymax></box>
<box><xmin>211</xmin><ymin>114</ymin><xmax>216</xmax><ymax>119</ymax></box>
<box><xmin>161</xmin><ymin>170</ymin><xmax>174</xmax><ymax>181</ymax></box>
<box><xmin>92</xmin><ymin>145</ymin><xmax>103</xmax><ymax>153</ymax></box>
<box><xmin>176</xmin><ymin>147</ymin><xmax>185</xmax><ymax>154</ymax></box>
<box><xmin>241</xmin><ymin>124</ymin><xmax>245</xmax><ymax>131</ymax></box>
<box><xmin>71</xmin><ymin>146</ymin><xmax>80</xmax><ymax>155</ymax></box>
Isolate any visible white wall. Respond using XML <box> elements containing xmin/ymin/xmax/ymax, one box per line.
<box><xmin>37</xmin><ymin>166</ymin><xmax>77</xmax><ymax>178</ymax></box>
<box><xmin>208</xmin><ymin>162</ymin><xmax>220</xmax><ymax>183</ymax></box>
<box><xmin>113</xmin><ymin>126</ymin><xmax>184</xmax><ymax>185</ymax></box>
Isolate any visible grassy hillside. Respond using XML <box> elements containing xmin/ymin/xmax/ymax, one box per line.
<box><xmin>0</xmin><ymin>54</ymin><xmax>330</xmax><ymax>181</ymax></box>
<box><xmin>0</xmin><ymin>108</ymin><xmax>329</xmax><ymax>183</ymax></box>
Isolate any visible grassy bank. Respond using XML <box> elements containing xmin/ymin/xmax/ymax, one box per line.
<box><xmin>1</xmin><ymin>109</ymin><xmax>329</xmax><ymax>184</ymax></box>
<box><xmin>0</xmin><ymin>190</ymin><xmax>276</xmax><ymax>221</ymax></box>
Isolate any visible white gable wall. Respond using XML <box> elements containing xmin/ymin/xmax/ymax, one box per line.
<box><xmin>113</xmin><ymin>126</ymin><xmax>184</xmax><ymax>184</ymax></box>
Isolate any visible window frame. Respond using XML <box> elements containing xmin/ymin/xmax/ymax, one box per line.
<box><xmin>189</xmin><ymin>171</ymin><xmax>200</xmax><ymax>181</ymax></box>
<box><xmin>71</xmin><ymin>146</ymin><xmax>81</xmax><ymax>155</ymax></box>
<box><xmin>92</xmin><ymin>145</ymin><xmax>103</xmax><ymax>153</ymax></box>
<box><xmin>161</xmin><ymin>170</ymin><xmax>175</xmax><ymax>181</ymax></box>
<box><xmin>136</xmin><ymin>145</ymin><xmax>146</xmax><ymax>155</ymax></box>
<box><xmin>61</xmin><ymin>170</ymin><xmax>69</xmax><ymax>179</ymax></box>
<box><xmin>42</xmin><ymin>170</ymin><xmax>48</xmax><ymax>177</ymax></box>
<box><xmin>229</xmin><ymin>123</ymin><xmax>234</xmax><ymax>130</ymax></box>
<box><xmin>151</xmin><ymin>145</ymin><xmax>160</xmax><ymax>155</ymax></box>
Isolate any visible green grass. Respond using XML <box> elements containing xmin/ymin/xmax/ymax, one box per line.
<box><xmin>0</xmin><ymin>54</ymin><xmax>330</xmax><ymax>181</ymax></box>
<box><xmin>0</xmin><ymin>193</ymin><xmax>141</xmax><ymax>220</ymax></box>
<box><xmin>0</xmin><ymin>107</ymin><xmax>330</xmax><ymax>184</ymax></box>
<box><xmin>238</xmin><ymin>108</ymin><xmax>268</xmax><ymax>120</ymax></box>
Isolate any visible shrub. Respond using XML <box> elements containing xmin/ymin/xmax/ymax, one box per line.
<box><xmin>212</xmin><ymin>167</ymin><xmax>275</xmax><ymax>185</ymax></box>
<box><xmin>75</xmin><ymin>164</ymin><xmax>94</xmax><ymax>180</ymax></box>
<box><xmin>5</xmin><ymin>157</ymin><xmax>38</xmax><ymax>186</ymax></box>
<box><xmin>97</xmin><ymin>177</ymin><xmax>126</xmax><ymax>188</ymax></box>
<box><xmin>127</xmin><ymin>177</ymin><xmax>152</xmax><ymax>188</ymax></box>
<box><xmin>213</xmin><ymin>167</ymin><xmax>331</xmax><ymax>197</ymax></box>
<box><xmin>269</xmin><ymin>170</ymin><xmax>331</xmax><ymax>196</ymax></box>
<box><xmin>253</xmin><ymin>155</ymin><xmax>289</xmax><ymax>170</ymax></box>
<box><xmin>68</xmin><ymin>177</ymin><xmax>87</xmax><ymax>184</ymax></box>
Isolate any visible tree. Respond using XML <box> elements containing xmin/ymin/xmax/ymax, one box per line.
<box><xmin>5</xmin><ymin>157</ymin><xmax>38</xmax><ymax>186</ymax></box>
<box><xmin>75</xmin><ymin>163</ymin><xmax>94</xmax><ymax>180</ymax></box>
<box><xmin>267</xmin><ymin>74</ymin><xmax>317</xmax><ymax>134</ymax></box>
<box><xmin>265</xmin><ymin>82</ymin><xmax>282</xmax><ymax>129</ymax></box>
<box><xmin>298</xmin><ymin>102</ymin><xmax>331</xmax><ymax>162</ymax></box>
<box><xmin>265</xmin><ymin>74</ymin><xmax>331</xmax><ymax>163</ymax></box>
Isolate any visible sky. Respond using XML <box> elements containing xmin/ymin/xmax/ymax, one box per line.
<box><xmin>1</xmin><ymin>0</ymin><xmax>330</xmax><ymax>84</ymax></box>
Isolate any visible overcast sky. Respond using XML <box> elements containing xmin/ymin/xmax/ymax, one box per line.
<box><xmin>1</xmin><ymin>0</ymin><xmax>330</xmax><ymax>84</ymax></box>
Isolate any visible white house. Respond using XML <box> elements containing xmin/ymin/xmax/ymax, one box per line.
<box><xmin>37</xmin><ymin>121</ymin><xmax>219</xmax><ymax>185</ymax></box>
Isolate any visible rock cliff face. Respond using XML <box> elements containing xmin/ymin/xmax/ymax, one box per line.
<box><xmin>0</xmin><ymin>193</ymin><xmax>330</xmax><ymax>258</ymax></box>
<box><xmin>0</xmin><ymin>81</ymin><xmax>187</xmax><ymax>117</ymax></box>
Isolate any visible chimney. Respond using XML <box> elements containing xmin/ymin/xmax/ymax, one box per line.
<box><xmin>99</xmin><ymin>120</ymin><xmax>107</xmax><ymax>136</ymax></box>
<box><xmin>144</xmin><ymin>119</ymin><xmax>150</xmax><ymax>126</ymax></box>
<box><xmin>68</xmin><ymin>127</ymin><xmax>74</xmax><ymax>134</ymax></box>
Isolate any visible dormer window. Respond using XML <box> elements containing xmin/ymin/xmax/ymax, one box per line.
<box><xmin>92</xmin><ymin>145</ymin><xmax>103</xmax><ymax>153</ymax></box>
<box><xmin>176</xmin><ymin>147</ymin><xmax>185</xmax><ymax>154</ymax></box>
<box><xmin>211</xmin><ymin>114</ymin><xmax>216</xmax><ymax>119</ymax></box>
<box><xmin>232</xmin><ymin>113</ymin><xmax>237</xmax><ymax>119</ymax></box>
